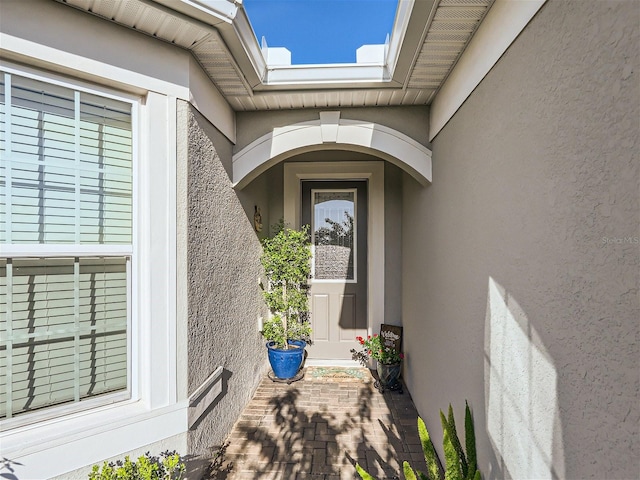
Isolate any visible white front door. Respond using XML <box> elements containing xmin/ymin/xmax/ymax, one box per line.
<box><xmin>301</xmin><ymin>181</ymin><xmax>368</xmax><ymax>359</ymax></box>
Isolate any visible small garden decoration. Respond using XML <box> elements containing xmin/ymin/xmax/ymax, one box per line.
<box><xmin>351</xmin><ymin>334</ymin><xmax>404</xmax><ymax>393</ymax></box>
<box><xmin>351</xmin><ymin>334</ymin><xmax>404</xmax><ymax>365</ymax></box>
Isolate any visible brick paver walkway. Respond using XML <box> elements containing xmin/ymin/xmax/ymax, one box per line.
<box><xmin>207</xmin><ymin>367</ymin><xmax>427</xmax><ymax>480</ymax></box>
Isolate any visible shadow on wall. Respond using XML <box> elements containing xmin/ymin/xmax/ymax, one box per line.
<box><xmin>0</xmin><ymin>458</ymin><xmax>22</xmax><ymax>480</ymax></box>
<box><xmin>484</xmin><ymin>277</ymin><xmax>565</xmax><ymax>479</ymax></box>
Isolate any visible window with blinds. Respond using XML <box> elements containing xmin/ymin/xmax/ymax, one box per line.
<box><xmin>0</xmin><ymin>71</ymin><xmax>133</xmax><ymax>423</ymax></box>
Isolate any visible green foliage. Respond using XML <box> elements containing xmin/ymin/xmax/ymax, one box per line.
<box><xmin>261</xmin><ymin>314</ymin><xmax>312</xmax><ymax>349</ymax></box>
<box><xmin>403</xmin><ymin>462</ymin><xmax>418</xmax><ymax>480</ymax></box>
<box><xmin>260</xmin><ymin>222</ymin><xmax>312</xmax><ymax>349</ymax></box>
<box><xmin>353</xmin><ymin>403</ymin><xmax>481</xmax><ymax>480</ymax></box>
<box><xmin>441</xmin><ymin>411</ymin><xmax>463</xmax><ymax>480</ymax></box>
<box><xmin>446</xmin><ymin>405</ymin><xmax>468</xmax><ymax>478</ymax></box>
<box><xmin>88</xmin><ymin>451</ymin><xmax>185</xmax><ymax>480</ymax></box>
<box><xmin>465</xmin><ymin>401</ymin><xmax>477</xmax><ymax>480</ymax></box>
<box><xmin>352</xmin><ymin>334</ymin><xmax>404</xmax><ymax>366</ymax></box>
<box><xmin>355</xmin><ymin>463</ymin><xmax>376</xmax><ymax>480</ymax></box>
<box><xmin>418</xmin><ymin>416</ymin><xmax>441</xmax><ymax>480</ymax></box>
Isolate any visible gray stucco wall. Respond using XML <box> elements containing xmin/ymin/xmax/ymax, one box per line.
<box><xmin>384</xmin><ymin>162</ymin><xmax>403</xmax><ymax>326</ymax></box>
<box><xmin>401</xmin><ymin>1</ymin><xmax>639</xmax><ymax>479</ymax></box>
<box><xmin>181</xmin><ymin>102</ymin><xmax>269</xmax><ymax>469</ymax></box>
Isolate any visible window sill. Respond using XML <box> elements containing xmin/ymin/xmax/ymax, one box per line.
<box><xmin>1</xmin><ymin>399</ymin><xmax>189</xmax><ymax>467</ymax></box>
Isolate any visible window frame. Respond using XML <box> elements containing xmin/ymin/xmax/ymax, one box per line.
<box><xmin>0</xmin><ymin>66</ymin><xmax>140</xmax><ymax>430</ymax></box>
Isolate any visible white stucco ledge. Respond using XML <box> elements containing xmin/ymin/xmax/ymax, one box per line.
<box><xmin>232</xmin><ymin>112</ymin><xmax>432</xmax><ymax>189</ymax></box>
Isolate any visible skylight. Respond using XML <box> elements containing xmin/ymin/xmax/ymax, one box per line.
<box><xmin>244</xmin><ymin>0</ymin><xmax>399</xmax><ymax>65</ymax></box>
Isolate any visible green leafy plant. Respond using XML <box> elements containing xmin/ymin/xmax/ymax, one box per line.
<box><xmin>261</xmin><ymin>314</ymin><xmax>312</xmax><ymax>349</ymax></box>
<box><xmin>260</xmin><ymin>221</ymin><xmax>312</xmax><ymax>349</ymax></box>
<box><xmin>355</xmin><ymin>402</ymin><xmax>481</xmax><ymax>480</ymax></box>
<box><xmin>351</xmin><ymin>334</ymin><xmax>404</xmax><ymax>365</ymax></box>
<box><xmin>88</xmin><ymin>450</ymin><xmax>185</xmax><ymax>480</ymax></box>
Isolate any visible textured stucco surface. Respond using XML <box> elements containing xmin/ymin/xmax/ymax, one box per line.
<box><xmin>401</xmin><ymin>1</ymin><xmax>639</xmax><ymax>479</ymax></box>
<box><xmin>181</xmin><ymin>102</ymin><xmax>269</xmax><ymax>469</ymax></box>
<box><xmin>384</xmin><ymin>162</ymin><xmax>403</xmax><ymax>325</ymax></box>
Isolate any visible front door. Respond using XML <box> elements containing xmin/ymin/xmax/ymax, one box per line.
<box><xmin>301</xmin><ymin>181</ymin><xmax>368</xmax><ymax>359</ymax></box>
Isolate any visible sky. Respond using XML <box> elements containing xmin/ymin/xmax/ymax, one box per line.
<box><xmin>243</xmin><ymin>0</ymin><xmax>399</xmax><ymax>65</ymax></box>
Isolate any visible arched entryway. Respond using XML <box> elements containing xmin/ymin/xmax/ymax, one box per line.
<box><xmin>234</xmin><ymin>113</ymin><xmax>431</xmax><ymax>360</ymax></box>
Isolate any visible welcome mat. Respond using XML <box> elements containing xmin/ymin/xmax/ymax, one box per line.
<box><xmin>305</xmin><ymin>366</ymin><xmax>372</xmax><ymax>383</ymax></box>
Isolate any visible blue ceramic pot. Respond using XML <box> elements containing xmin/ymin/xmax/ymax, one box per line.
<box><xmin>267</xmin><ymin>340</ymin><xmax>306</xmax><ymax>379</ymax></box>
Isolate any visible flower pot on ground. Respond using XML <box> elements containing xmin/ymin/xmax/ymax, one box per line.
<box><xmin>260</xmin><ymin>222</ymin><xmax>312</xmax><ymax>380</ymax></box>
<box><xmin>376</xmin><ymin>361</ymin><xmax>402</xmax><ymax>390</ymax></box>
<box><xmin>351</xmin><ymin>334</ymin><xmax>404</xmax><ymax>392</ymax></box>
<box><xmin>267</xmin><ymin>339</ymin><xmax>307</xmax><ymax>379</ymax></box>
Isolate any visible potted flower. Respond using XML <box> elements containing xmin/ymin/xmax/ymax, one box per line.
<box><xmin>351</xmin><ymin>334</ymin><xmax>404</xmax><ymax>393</ymax></box>
<box><xmin>260</xmin><ymin>221</ymin><xmax>312</xmax><ymax>380</ymax></box>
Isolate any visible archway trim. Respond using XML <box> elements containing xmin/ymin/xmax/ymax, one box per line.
<box><xmin>232</xmin><ymin>111</ymin><xmax>432</xmax><ymax>189</ymax></box>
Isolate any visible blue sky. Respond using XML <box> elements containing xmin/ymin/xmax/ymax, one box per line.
<box><xmin>244</xmin><ymin>0</ymin><xmax>398</xmax><ymax>65</ymax></box>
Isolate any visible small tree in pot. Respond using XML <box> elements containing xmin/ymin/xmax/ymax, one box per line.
<box><xmin>260</xmin><ymin>221</ymin><xmax>312</xmax><ymax>379</ymax></box>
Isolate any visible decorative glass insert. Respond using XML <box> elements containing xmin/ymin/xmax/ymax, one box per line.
<box><xmin>312</xmin><ymin>190</ymin><xmax>355</xmax><ymax>280</ymax></box>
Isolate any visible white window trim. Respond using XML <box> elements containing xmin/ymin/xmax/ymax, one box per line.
<box><xmin>0</xmin><ymin>64</ymin><xmax>186</xmax><ymax>475</ymax></box>
<box><xmin>1</xmin><ymin>67</ymin><xmax>139</xmax><ymax>428</ymax></box>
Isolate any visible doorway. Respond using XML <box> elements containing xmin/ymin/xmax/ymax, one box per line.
<box><xmin>283</xmin><ymin>161</ymin><xmax>385</xmax><ymax>362</ymax></box>
<box><xmin>301</xmin><ymin>181</ymin><xmax>368</xmax><ymax>359</ymax></box>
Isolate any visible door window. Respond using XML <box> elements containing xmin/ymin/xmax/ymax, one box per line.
<box><xmin>311</xmin><ymin>189</ymin><xmax>356</xmax><ymax>281</ymax></box>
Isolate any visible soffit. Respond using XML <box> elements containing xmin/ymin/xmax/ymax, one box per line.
<box><xmin>54</xmin><ymin>0</ymin><xmax>493</xmax><ymax>111</ymax></box>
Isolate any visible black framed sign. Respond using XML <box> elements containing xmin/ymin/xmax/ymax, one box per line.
<box><xmin>380</xmin><ymin>324</ymin><xmax>403</xmax><ymax>352</ymax></box>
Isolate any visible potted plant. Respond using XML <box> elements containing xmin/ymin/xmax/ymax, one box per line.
<box><xmin>260</xmin><ymin>221</ymin><xmax>312</xmax><ymax>380</ymax></box>
<box><xmin>351</xmin><ymin>334</ymin><xmax>404</xmax><ymax>393</ymax></box>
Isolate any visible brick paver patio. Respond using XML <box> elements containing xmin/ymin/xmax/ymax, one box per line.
<box><xmin>207</xmin><ymin>367</ymin><xmax>427</xmax><ymax>480</ymax></box>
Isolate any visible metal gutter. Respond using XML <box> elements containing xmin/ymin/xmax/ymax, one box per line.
<box><xmin>153</xmin><ymin>0</ymin><xmax>266</xmax><ymax>88</ymax></box>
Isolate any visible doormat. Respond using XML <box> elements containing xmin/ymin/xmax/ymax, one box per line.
<box><xmin>305</xmin><ymin>366</ymin><xmax>372</xmax><ymax>383</ymax></box>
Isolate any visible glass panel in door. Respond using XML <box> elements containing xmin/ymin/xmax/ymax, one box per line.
<box><xmin>312</xmin><ymin>190</ymin><xmax>356</xmax><ymax>281</ymax></box>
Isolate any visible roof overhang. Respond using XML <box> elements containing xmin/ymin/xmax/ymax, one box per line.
<box><xmin>53</xmin><ymin>0</ymin><xmax>547</xmax><ymax>136</ymax></box>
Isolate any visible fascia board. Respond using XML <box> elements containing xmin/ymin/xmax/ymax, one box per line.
<box><xmin>262</xmin><ymin>64</ymin><xmax>393</xmax><ymax>87</ymax></box>
<box><xmin>387</xmin><ymin>0</ymin><xmax>438</xmax><ymax>87</ymax></box>
<box><xmin>152</xmin><ymin>0</ymin><xmax>265</xmax><ymax>87</ymax></box>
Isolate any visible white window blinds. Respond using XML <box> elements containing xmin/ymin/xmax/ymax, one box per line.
<box><xmin>0</xmin><ymin>71</ymin><xmax>133</xmax><ymax>422</ymax></box>
<box><xmin>1</xmin><ymin>75</ymin><xmax>133</xmax><ymax>245</ymax></box>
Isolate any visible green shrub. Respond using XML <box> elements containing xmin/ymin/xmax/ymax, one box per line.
<box><xmin>355</xmin><ymin>402</ymin><xmax>481</xmax><ymax>480</ymax></box>
<box><xmin>260</xmin><ymin>222</ymin><xmax>312</xmax><ymax>349</ymax></box>
<box><xmin>88</xmin><ymin>450</ymin><xmax>185</xmax><ymax>480</ymax></box>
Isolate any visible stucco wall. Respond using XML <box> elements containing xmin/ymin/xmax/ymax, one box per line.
<box><xmin>401</xmin><ymin>1</ymin><xmax>639</xmax><ymax>479</ymax></box>
<box><xmin>182</xmin><ymin>102</ymin><xmax>269</xmax><ymax>469</ymax></box>
<box><xmin>384</xmin><ymin>162</ymin><xmax>403</xmax><ymax>326</ymax></box>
